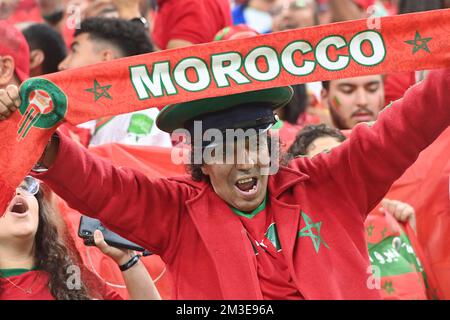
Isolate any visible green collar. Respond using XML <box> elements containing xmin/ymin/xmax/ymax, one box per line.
<box><xmin>0</xmin><ymin>267</ymin><xmax>38</xmax><ymax>278</ymax></box>
<box><xmin>230</xmin><ymin>196</ymin><xmax>267</xmax><ymax>219</ymax></box>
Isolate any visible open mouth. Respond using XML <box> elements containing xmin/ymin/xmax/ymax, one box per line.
<box><xmin>9</xmin><ymin>198</ymin><xmax>29</xmax><ymax>216</ymax></box>
<box><xmin>235</xmin><ymin>177</ymin><xmax>259</xmax><ymax>196</ymax></box>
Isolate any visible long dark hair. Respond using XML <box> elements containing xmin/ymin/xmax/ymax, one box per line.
<box><xmin>0</xmin><ymin>186</ymin><xmax>106</xmax><ymax>300</ymax></box>
<box><xmin>34</xmin><ymin>188</ymin><xmax>93</xmax><ymax>299</ymax></box>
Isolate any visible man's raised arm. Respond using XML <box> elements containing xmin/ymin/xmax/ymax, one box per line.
<box><xmin>292</xmin><ymin>68</ymin><xmax>449</xmax><ymax>219</ymax></box>
<box><xmin>32</xmin><ymin>131</ymin><xmax>193</xmax><ymax>259</ymax></box>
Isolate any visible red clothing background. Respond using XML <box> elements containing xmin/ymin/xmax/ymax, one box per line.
<box><xmin>0</xmin><ymin>270</ymin><xmax>122</xmax><ymax>300</ymax></box>
<box><xmin>153</xmin><ymin>0</ymin><xmax>232</xmax><ymax>50</ymax></box>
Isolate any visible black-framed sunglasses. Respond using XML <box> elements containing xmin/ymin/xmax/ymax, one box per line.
<box><xmin>17</xmin><ymin>176</ymin><xmax>40</xmax><ymax>196</ymax></box>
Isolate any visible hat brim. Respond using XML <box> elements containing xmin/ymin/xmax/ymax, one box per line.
<box><xmin>156</xmin><ymin>86</ymin><xmax>293</xmax><ymax>133</ymax></box>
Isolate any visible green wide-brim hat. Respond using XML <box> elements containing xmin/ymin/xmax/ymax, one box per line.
<box><xmin>156</xmin><ymin>86</ymin><xmax>294</xmax><ymax>133</ymax></box>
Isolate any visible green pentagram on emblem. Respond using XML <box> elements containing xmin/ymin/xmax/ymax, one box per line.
<box><xmin>380</xmin><ymin>227</ymin><xmax>388</xmax><ymax>238</ymax></box>
<box><xmin>298</xmin><ymin>212</ymin><xmax>329</xmax><ymax>253</ymax></box>
<box><xmin>366</xmin><ymin>224</ymin><xmax>375</xmax><ymax>237</ymax></box>
<box><xmin>85</xmin><ymin>79</ymin><xmax>112</xmax><ymax>101</ymax></box>
<box><xmin>405</xmin><ymin>31</ymin><xmax>432</xmax><ymax>54</ymax></box>
<box><xmin>382</xmin><ymin>281</ymin><xmax>395</xmax><ymax>294</ymax></box>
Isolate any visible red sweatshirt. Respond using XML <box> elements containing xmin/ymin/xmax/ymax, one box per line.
<box><xmin>0</xmin><ymin>270</ymin><xmax>122</xmax><ymax>300</ymax></box>
<box><xmin>153</xmin><ymin>0</ymin><xmax>232</xmax><ymax>50</ymax></box>
<box><xmin>34</xmin><ymin>69</ymin><xmax>450</xmax><ymax>299</ymax></box>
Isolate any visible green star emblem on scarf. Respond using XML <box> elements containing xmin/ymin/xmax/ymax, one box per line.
<box><xmin>382</xmin><ymin>281</ymin><xmax>395</xmax><ymax>294</ymax></box>
<box><xmin>366</xmin><ymin>224</ymin><xmax>375</xmax><ymax>237</ymax></box>
<box><xmin>298</xmin><ymin>212</ymin><xmax>329</xmax><ymax>253</ymax></box>
<box><xmin>380</xmin><ymin>227</ymin><xmax>388</xmax><ymax>238</ymax></box>
<box><xmin>85</xmin><ymin>79</ymin><xmax>112</xmax><ymax>102</ymax></box>
<box><xmin>405</xmin><ymin>31</ymin><xmax>432</xmax><ymax>54</ymax></box>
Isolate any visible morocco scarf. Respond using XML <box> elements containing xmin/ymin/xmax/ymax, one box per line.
<box><xmin>0</xmin><ymin>9</ymin><xmax>449</xmax><ymax>213</ymax></box>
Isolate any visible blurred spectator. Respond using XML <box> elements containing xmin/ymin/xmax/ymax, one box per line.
<box><xmin>268</xmin><ymin>0</ymin><xmax>328</xmax><ymax>149</ymax></box>
<box><xmin>329</xmin><ymin>0</ymin><xmax>398</xmax><ymax>22</ymax></box>
<box><xmin>0</xmin><ymin>20</ymin><xmax>29</xmax><ymax>91</ymax></box>
<box><xmin>316</xmin><ymin>0</ymin><xmax>332</xmax><ymax>25</ymax></box>
<box><xmin>0</xmin><ymin>177</ymin><xmax>161</xmax><ymax>300</ymax></box>
<box><xmin>30</xmin><ymin>0</ymin><xmax>148</xmax><ymax>49</ymax></box>
<box><xmin>232</xmin><ymin>0</ymin><xmax>275</xmax><ymax>34</ymax></box>
<box><xmin>321</xmin><ymin>75</ymin><xmax>385</xmax><ymax>130</ymax></box>
<box><xmin>213</xmin><ymin>23</ymin><xmax>259</xmax><ymax>41</ymax></box>
<box><xmin>270</xmin><ymin>0</ymin><xmax>322</xmax><ymax>100</ymax></box>
<box><xmin>152</xmin><ymin>0</ymin><xmax>232</xmax><ymax>50</ymax></box>
<box><xmin>329</xmin><ymin>0</ymin><xmax>366</xmax><ymax>21</ymax></box>
<box><xmin>2</xmin><ymin>0</ymin><xmax>42</xmax><ymax>23</ymax></box>
<box><xmin>0</xmin><ymin>0</ymin><xmax>19</xmax><ymax>20</ymax></box>
<box><xmin>58</xmin><ymin>17</ymin><xmax>171</xmax><ymax>147</ymax></box>
<box><xmin>271</xmin><ymin>0</ymin><xmax>318</xmax><ymax>32</ymax></box>
<box><xmin>22</xmin><ymin>23</ymin><xmax>67</xmax><ymax>77</ymax></box>
<box><xmin>274</xmin><ymin>84</ymin><xmax>328</xmax><ymax>149</ymax></box>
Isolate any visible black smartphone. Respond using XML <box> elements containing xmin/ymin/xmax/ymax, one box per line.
<box><xmin>78</xmin><ymin>215</ymin><xmax>150</xmax><ymax>253</ymax></box>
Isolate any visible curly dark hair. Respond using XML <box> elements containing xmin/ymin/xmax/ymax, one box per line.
<box><xmin>287</xmin><ymin>124</ymin><xmax>346</xmax><ymax>158</ymax></box>
<box><xmin>74</xmin><ymin>17</ymin><xmax>153</xmax><ymax>57</ymax></box>
<box><xmin>0</xmin><ymin>186</ymin><xmax>107</xmax><ymax>300</ymax></box>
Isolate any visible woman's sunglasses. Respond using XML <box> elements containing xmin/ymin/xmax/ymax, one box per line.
<box><xmin>17</xmin><ymin>176</ymin><xmax>40</xmax><ymax>196</ymax></box>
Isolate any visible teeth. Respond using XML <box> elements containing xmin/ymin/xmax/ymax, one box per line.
<box><xmin>237</xmin><ymin>178</ymin><xmax>253</xmax><ymax>185</ymax></box>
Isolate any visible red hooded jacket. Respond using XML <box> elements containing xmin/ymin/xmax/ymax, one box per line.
<box><xmin>34</xmin><ymin>69</ymin><xmax>449</xmax><ymax>299</ymax></box>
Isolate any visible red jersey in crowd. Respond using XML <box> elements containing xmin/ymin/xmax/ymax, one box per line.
<box><xmin>152</xmin><ymin>0</ymin><xmax>232</xmax><ymax>50</ymax></box>
<box><xmin>0</xmin><ymin>269</ymin><xmax>123</xmax><ymax>300</ymax></box>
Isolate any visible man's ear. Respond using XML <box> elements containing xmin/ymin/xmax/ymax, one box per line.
<box><xmin>321</xmin><ymin>88</ymin><xmax>329</xmax><ymax>103</ymax></box>
<box><xmin>29</xmin><ymin>49</ymin><xmax>45</xmax><ymax>70</ymax></box>
<box><xmin>201</xmin><ymin>166</ymin><xmax>210</xmax><ymax>176</ymax></box>
<box><xmin>100</xmin><ymin>49</ymin><xmax>117</xmax><ymax>62</ymax></box>
<box><xmin>0</xmin><ymin>56</ymin><xmax>16</xmax><ymax>87</ymax></box>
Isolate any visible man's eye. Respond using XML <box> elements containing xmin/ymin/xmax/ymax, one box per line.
<box><xmin>366</xmin><ymin>85</ymin><xmax>380</xmax><ymax>93</ymax></box>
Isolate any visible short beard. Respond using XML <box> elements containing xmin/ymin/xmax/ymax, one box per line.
<box><xmin>328</xmin><ymin>105</ymin><xmax>351</xmax><ymax>130</ymax></box>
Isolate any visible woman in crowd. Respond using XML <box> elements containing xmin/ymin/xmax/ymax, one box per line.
<box><xmin>0</xmin><ymin>176</ymin><xmax>160</xmax><ymax>300</ymax></box>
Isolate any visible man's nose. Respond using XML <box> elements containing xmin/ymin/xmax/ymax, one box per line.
<box><xmin>235</xmin><ymin>148</ymin><xmax>257</xmax><ymax>170</ymax></box>
<box><xmin>355</xmin><ymin>88</ymin><xmax>369</xmax><ymax>107</ymax></box>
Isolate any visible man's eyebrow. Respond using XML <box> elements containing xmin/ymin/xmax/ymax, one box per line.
<box><xmin>365</xmin><ymin>81</ymin><xmax>381</xmax><ymax>86</ymax></box>
<box><xmin>337</xmin><ymin>83</ymin><xmax>356</xmax><ymax>88</ymax></box>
